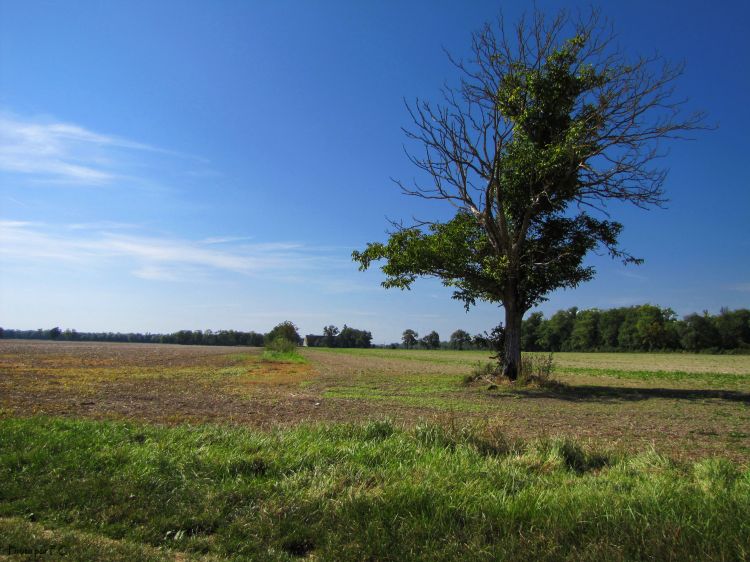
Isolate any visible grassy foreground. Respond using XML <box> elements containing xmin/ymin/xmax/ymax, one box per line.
<box><xmin>1</xmin><ymin>417</ymin><xmax>749</xmax><ymax>561</ymax></box>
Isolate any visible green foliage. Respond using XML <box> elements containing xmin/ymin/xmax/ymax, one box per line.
<box><xmin>420</xmin><ymin>330</ymin><xmax>441</xmax><ymax>349</ymax></box>
<box><xmin>353</xmin><ymin>212</ymin><xmax>624</xmax><ymax>313</ymax></box>
<box><xmin>337</xmin><ymin>325</ymin><xmax>373</xmax><ymax>348</ymax></box>
<box><xmin>680</xmin><ymin>312</ymin><xmax>721</xmax><ymax>352</ymax></box>
<box><xmin>522</xmin><ymin>305</ymin><xmax>750</xmax><ymax>353</ymax></box>
<box><xmin>262</xmin><ymin>336</ymin><xmax>306</xmax><ymax>363</ymax></box>
<box><xmin>47</xmin><ymin>326</ymin><xmax>62</xmax><ymax>340</ymax></box>
<box><xmin>539</xmin><ymin>307</ymin><xmax>577</xmax><ymax>351</ymax></box>
<box><xmin>449</xmin><ymin>329</ymin><xmax>472</xmax><ymax>350</ymax></box>
<box><xmin>568</xmin><ymin>309</ymin><xmax>599</xmax><ymax>351</ymax></box>
<box><xmin>265</xmin><ymin>320</ymin><xmax>302</xmax><ymax>346</ymax></box>
<box><xmin>0</xmin><ymin>327</ymin><xmax>266</xmax><ymax>346</ymax></box>
<box><xmin>517</xmin><ymin>353</ymin><xmax>557</xmax><ymax>387</ymax></box>
<box><xmin>312</xmin><ymin>325</ymin><xmax>373</xmax><ymax>348</ymax></box>
<box><xmin>354</xmin><ymin>10</ymin><xmax>704</xmax><ymax>375</ymax></box>
<box><xmin>322</xmin><ymin>325</ymin><xmax>339</xmax><ymax>347</ymax></box>
<box><xmin>402</xmin><ymin>328</ymin><xmax>418</xmax><ymax>349</ymax></box>
<box><xmin>521</xmin><ymin>312</ymin><xmax>545</xmax><ymax>351</ymax></box>
<box><xmin>261</xmin><ymin>350</ymin><xmax>307</xmax><ymax>364</ymax></box>
<box><xmin>715</xmin><ymin>308</ymin><xmax>750</xmax><ymax>350</ymax></box>
<box><xmin>352</xmin><ymin>24</ymin><xmax>651</xmax><ymax>313</ymax></box>
<box><xmin>265</xmin><ymin>336</ymin><xmax>297</xmax><ymax>353</ymax></box>
<box><xmin>2</xmin><ymin>417</ymin><xmax>748</xmax><ymax>561</ymax></box>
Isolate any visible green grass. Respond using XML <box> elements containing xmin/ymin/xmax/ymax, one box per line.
<box><xmin>322</xmin><ymin>387</ymin><xmax>489</xmax><ymax>411</ymax></box>
<box><xmin>557</xmin><ymin>366</ymin><xmax>749</xmax><ymax>387</ymax></box>
<box><xmin>311</xmin><ymin>347</ymin><xmax>750</xmax><ymax>376</ymax></box>
<box><xmin>314</xmin><ymin>346</ymin><xmax>485</xmax><ymax>365</ymax></box>
<box><xmin>318</xmin><ymin>368</ymin><xmax>489</xmax><ymax>411</ymax></box>
<box><xmin>260</xmin><ymin>350</ymin><xmax>307</xmax><ymax>363</ymax></box>
<box><xmin>1</xmin><ymin>417</ymin><xmax>749</xmax><ymax>561</ymax></box>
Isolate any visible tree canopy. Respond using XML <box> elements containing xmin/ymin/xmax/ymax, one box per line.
<box><xmin>266</xmin><ymin>321</ymin><xmax>302</xmax><ymax>345</ymax></box>
<box><xmin>402</xmin><ymin>329</ymin><xmax>418</xmax><ymax>349</ymax></box>
<box><xmin>353</xmin><ymin>9</ymin><xmax>705</xmax><ymax>379</ymax></box>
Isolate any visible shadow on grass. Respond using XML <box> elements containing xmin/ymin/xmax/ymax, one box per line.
<box><xmin>505</xmin><ymin>385</ymin><xmax>750</xmax><ymax>403</ymax></box>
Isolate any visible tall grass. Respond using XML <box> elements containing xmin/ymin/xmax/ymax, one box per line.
<box><xmin>464</xmin><ymin>353</ymin><xmax>560</xmax><ymax>388</ymax></box>
<box><xmin>262</xmin><ymin>337</ymin><xmax>306</xmax><ymax>363</ymax></box>
<box><xmin>1</xmin><ymin>417</ymin><xmax>748</xmax><ymax>561</ymax></box>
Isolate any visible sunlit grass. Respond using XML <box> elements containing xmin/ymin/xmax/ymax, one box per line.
<box><xmin>261</xmin><ymin>350</ymin><xmax>308</xmax><ymax>364</ymax></box>
<box><xmin>311</xmin><ymin>347</ymin><xmax>750</xmax><ymax>375</ymax></box>
<box><xmin>557</xmin><ymin>366</ymin><xmax>750</xmax><ymax>387</ymax></box>
<box><xmin>1</xmin><ymin>417</ymin><xmax>748</xmax><ymax>561</ymax></box>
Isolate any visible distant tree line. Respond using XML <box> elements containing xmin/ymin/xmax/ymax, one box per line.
<box><xmin>398</xmin><ymin>329</ymin><xmax>442</xmax><ymax>349</ymax></box>
<box><xmin>0</xmin><ymin>327</ymin><xmax>267</xmax><ymax>346</ymax></box>
<box><xmin>0</xmin><ymin>320</ymin><xmax>371</xmax><ymax>348</ymax></box>
<box><xmin>4</xmin><ymin>306</ymin><xmax>748</xmax><ymax>353</ymax></box>
<box><xmin>396</xmin><ymin>328</ymin><xmax>498</xmax><ymax>351</ymax></box>
<box><xmin>521</xmin><ymin>305</ymin><xmax>750</xmax><ymax>353</ymax></box>
<box><xmin>392</xmin><ymin>306</ymin><xmax>750</xmax><ymax>353</ymax></box>
<box><xmin>306</xmin><ymin>325</ymin><xmax>373</xmax><ymax>348</ymax></box>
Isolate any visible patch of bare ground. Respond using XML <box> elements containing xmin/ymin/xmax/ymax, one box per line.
<box><xmin>1</xmin><ymin>340</ymin><xmax>749</xmax><ymax>463</ymax></box>
<box><xmin>0</xmin><ymin>341</ymin><xmax>392</xmax><ymax>428</ymax></box>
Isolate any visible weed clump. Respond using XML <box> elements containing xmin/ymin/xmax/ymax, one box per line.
<box><xmin>265</xmin><ymin>337</ymin><xmax>297</xmax><ymax>354</ymax></box>
<box><xmin>517</xmin><ymin>353</ymin><xmax>561</xmax><ymax>388</ymax></box>
<box><xmin>413</xmin><ymin>420</ymin><xmax>519</xmax><ymax>457</ymax></box>
<box><xmin>262</xmin><ymin>337</ymin><xmax>306</xmax><ymax>363</ymax></box>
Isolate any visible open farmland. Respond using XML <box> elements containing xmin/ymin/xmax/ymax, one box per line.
<box><xmin>2</xmin><ymin>340</ymin><xmax>750</xmax><ymax>560</ymax></box>
<box><xmin>2</xmin><ymin>340</ymin><xmax>749</xmax><ymax>462</ymax></box>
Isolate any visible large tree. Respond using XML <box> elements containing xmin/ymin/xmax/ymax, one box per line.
<box><xmin>266</xmin><ymin>321</ymin><xmax>302</xmax><ymax>346</ymax></box>
<box><xmin>402</xmin><ymin>329</ymin><xmax>418</xmax><ymax>349</ymax></box>
<box><xmin>450</xmin><ymin>329</ymin><xmax>472</xmax><ymax>350</ymax></box>
<box><xmin>323</xmin><ymin>325</ymin><xmax>340</xmax><ymax>347</ymax></box>
<box><xmin>353</xmin><ymin>10</ymin><xmax>705</xmax><ymax>380</ymax></box>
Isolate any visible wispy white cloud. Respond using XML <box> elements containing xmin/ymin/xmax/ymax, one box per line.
<box><xmin>0</xmin><ymin>112</ymin><xmax>184</xmax><ymax>185</ymax></box>
<box><xmin>727</xmin><ymin>283</ymin><xmax>750</xmax><ymax>292</ymax></box>
<box><xmin>0</xmin><ymin>220</ymin><xmax>341</xmax><ymax>281</ymax></box>
<box><xmin>200</xmin><ymin>236</ymin><xmax>256</xmax><ymax>245</ymax></box>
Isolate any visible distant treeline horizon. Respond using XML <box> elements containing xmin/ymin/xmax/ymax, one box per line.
<box><xmin>2</xmin><ymin>304</ymin><xmax>749</xmax><ymax>353</ymax></box>
<box><xmin>517</xmin><ymin>305</ymin><xmax>749</xmax><ymax>353</ymax></box>
<box><xmin>0</xmin><ymin>323</ymin><xmax>374</xmax><ymax>349</ymax></box>
<box><xmin>399</xmin><ymin>305</ymin><xmax>750</xmax><ymax>353</ymax></box>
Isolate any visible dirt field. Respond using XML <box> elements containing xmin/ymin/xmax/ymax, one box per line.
<box><xmin>1</xmin><ymin>340</ymin><xmax>749</xmax><ymax>462</ymax></box>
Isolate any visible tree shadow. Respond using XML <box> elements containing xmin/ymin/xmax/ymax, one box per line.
<box><xmin>507</xmin><ymin>385</ymin><xmax>750</xmax><ymax>403</ymax></box>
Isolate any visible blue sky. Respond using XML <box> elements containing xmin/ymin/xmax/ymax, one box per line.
<box><xmin>1</xmin><ymin>0</ymin><xmax>748</xmax><ymax>343</ymax></box>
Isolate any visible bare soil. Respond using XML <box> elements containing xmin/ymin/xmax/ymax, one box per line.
<box><xmin>1</xmin><ymin>340</ymin><xmax>748</xmax><ymax>463</ymax></box>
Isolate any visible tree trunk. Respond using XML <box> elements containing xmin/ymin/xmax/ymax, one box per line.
<box><xmin>503</xmin><ymin>297</ymin><xmax>522</xmax><ymax>381</ymax></box>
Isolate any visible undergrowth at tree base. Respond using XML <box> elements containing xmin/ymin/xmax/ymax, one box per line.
<box><xmin>464</xmin><ymin>353</ymin><xmax>564</xmax><ymax>390</ymax></box>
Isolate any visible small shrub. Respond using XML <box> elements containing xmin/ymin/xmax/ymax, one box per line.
<box><xmin>262</xmin><ymin>337</ymin><xmax>306</xmax><ymax>363</ymax></box>
<box><xmin>518</xmin><ymin>353</ymin><xmax>561</xmax><ymax>388</ymax></box>
<box><xmin>265</xmin><ymin>337</ymin><xmax>296</xmax><ymax>353</ymax></box>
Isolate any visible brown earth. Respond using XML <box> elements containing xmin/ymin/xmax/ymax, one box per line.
<box><xmin>1</xmin><ymin>340</ymin><xmax>749</xmax><ymax>463</ymax></box>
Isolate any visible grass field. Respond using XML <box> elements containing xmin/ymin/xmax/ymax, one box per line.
<box><xmin>1</xmin><ymin>340</ymin><xmax>749</xmax><ymax>560</ymax></box>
